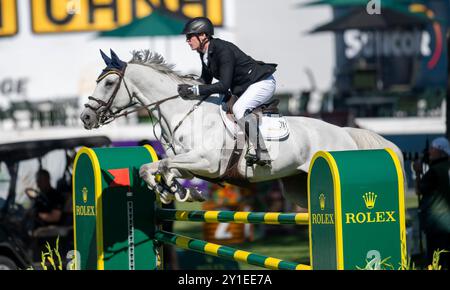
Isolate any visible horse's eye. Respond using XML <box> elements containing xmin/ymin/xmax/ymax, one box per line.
<box><xmin>105</xmin><ymin>80</ymin><xmax>114</xmax><ymax>87</ymax></box>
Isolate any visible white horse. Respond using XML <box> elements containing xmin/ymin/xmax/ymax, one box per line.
<box><xmin>81</xmin><ymin>49</ymin><xmax>405</xmax><ymax>209</ymax></box>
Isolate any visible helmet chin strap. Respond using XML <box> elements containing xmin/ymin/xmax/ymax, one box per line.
<box><xmin>195</xmin><ymin>35</ymin><xmax>210</xmax><ymax>52</ymax></box>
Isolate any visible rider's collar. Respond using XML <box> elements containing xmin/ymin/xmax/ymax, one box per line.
<box><xmin>206</xmin><ymin>38</ymin><xmax>214</xmax><ymax>55</ymax></box>
<box><xmin>198</xmin><ymin>38</ymin><xmax>213</xmax><ymax>55</ymax></box>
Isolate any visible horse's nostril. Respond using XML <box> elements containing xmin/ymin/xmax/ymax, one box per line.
<box><xmin>84</xmin><ymin>115</ymin><xmax>91</xmax><ymax>120</ymax></box>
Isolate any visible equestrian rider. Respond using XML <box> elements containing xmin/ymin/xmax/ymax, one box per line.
<box><xmin>178</xmin><ymin>17</ymin><xmax>278</xmax><ymax>166</ymax></box>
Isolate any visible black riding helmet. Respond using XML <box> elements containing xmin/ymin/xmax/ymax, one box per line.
<box><xmin>182</xmin><ymin>17</ymin><xmax>214</xmax><ymax>36</ymax></box>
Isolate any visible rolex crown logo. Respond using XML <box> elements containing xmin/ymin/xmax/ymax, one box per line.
<box><xmin>363</xmin><ymin>192</ymin><xmax>377</xmax><ymax>209</ymax></box>
<box><xmin>82</xmin><ymin>187</ymin><xmax>88</xmax><ymax>203</ymax></box>
<box><xmin>319</xmin><ymin>193</ymin><xmax>326</xmax><ymax>210</ymax></box>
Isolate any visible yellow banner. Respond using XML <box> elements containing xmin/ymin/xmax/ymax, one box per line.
<box><xmin>0</xmin><ymin>0</ymin><xmax>18</xmax><ymax>37</ymax></box>
<box><xmin>31</xmin><ymin>0</ymin><xmax>223</xmax><ymax>34</ymax></box>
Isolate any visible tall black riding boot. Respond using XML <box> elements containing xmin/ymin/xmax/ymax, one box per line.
<box><xmin>237</xmin><ymin>113</ymin><xmax>271</xmax><ymax>166</ymax></box>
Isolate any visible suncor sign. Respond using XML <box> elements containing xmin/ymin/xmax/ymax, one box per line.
<box><xmin>344</xmin><ymin>29</ymin><xmax>431</xmax><ymax>59</ymax></box>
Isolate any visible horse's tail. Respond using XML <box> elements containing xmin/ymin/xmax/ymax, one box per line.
<box><xmin>344</xmin><ymin>127</ymin><xmax>401</xmax><ymax>157</ymax></box>
<box><xmin>344</xmin><ymin>127</ymin><xmax>408</xmax><ymax>191</ymax></box>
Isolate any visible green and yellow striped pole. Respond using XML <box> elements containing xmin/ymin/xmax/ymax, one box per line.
<box><xmin>155</xmin><ymin>230</ymin><xmax>311</xmax><ymax>270</ymax></box>
<box><xmin>156</xmin><ymin>209</ymin><xmax>309</xmax><ymax>225</ymax></box>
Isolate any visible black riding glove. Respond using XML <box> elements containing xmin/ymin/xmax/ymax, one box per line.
<box><xmin>178</xmin><ymin>84</ymin><xmax>198</xmax><ymax>99</ymax></box>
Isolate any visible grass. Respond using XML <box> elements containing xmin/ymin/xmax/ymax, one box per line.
<box><xmin>27</xmin><ymin>237</ymin><xmax>64</xmax><ymax>270</ymax></box>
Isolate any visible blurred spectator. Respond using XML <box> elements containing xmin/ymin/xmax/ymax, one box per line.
<box><xmin>209</xmin><ymin>183</ymin><xmax>241</xmax><ymax>209</ymax></box>
<box><xmin>413</xmin><ymin>136</ymin><xmax>450</xmax><ymax>268</ymax></box>
<box><xmin>265</xmin><ymin>182</ymin><xmax>284</xmax><ymax>212</ymax></box>
<box><xmin>56</xmin><ymin>149</ymin><xmax>76</xmax><ymax>226</ymax></box>
<box><xmin>203</xmin><ymin>183</ymin><xmax>254</xmax><ymax>245</ymax></box>
<box><xmin>32</xmin><ymin>169</ymin><xmax>65</xmax><ymax>227</ymax></box>
<box><xmin>263</xmin><ymin>181</ymin><xmax>293</xmax><ymax>236</ymax></box>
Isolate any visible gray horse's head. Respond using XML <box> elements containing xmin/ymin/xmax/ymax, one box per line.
<box><xmin>81</xmin><ymin>49</ymin><xmax>134</xmax><ymax>129</ymax></box>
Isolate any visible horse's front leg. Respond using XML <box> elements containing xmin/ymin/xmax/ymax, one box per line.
<box><xmin>138</xmin><ymin>160</ymin><xmax>175</xmax><ymax>204</ymax></box>
<box><xmin>140</xmin><ymin>151</ymin><xmax>217</xmax><ymax>203</ymax></box>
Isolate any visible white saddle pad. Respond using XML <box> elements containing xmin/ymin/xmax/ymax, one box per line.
<box><xmin>220</xmin><ymin>97</ymin><xmax>290</xmax><ymax>141</ymax></box>
<box><xmin>258</xmin><ymin>115</ymin><xmax>290</xmax><ymax>140</ymax></box>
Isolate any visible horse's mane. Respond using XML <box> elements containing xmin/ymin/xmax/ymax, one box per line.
<box><xmin>129</xmin><ymin>50</ymin><xmax>199</xmax><ymax>84</ymax></box>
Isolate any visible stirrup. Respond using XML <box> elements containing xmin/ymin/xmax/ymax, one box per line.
<box><xmin>245</xmin><ymin>152</ymin><xmax>271</xmax><ymax>167</ymax></box>
<box><xmin>256</xmin><ymin>159</ymin><xmax>271</xmax><ymax>166</ymax></box>
<box><xmin>245</xmin><ymin>153</ymin><xmax>258</xmax><ymax>166</ymax></box>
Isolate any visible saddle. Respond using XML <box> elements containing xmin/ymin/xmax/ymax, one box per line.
<box><xmin>224</xmin><ymin>94</ymin><xmax>280</xmax><ymax>117</ymax></box>
<box><xmin>222</xmin><ymin>94</ymin><xmax>288</xmax><ymax>141</ymax></box>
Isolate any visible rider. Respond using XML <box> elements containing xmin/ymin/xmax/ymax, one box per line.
<box><xmin>178</xmin><ymin>17</ymin><xmax>278</xmax><ymax>166</ymax></box>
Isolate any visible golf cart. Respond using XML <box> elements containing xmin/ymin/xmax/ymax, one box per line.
<box><xmin>0</xmin><ymin>136</ymin><xmax>111</xmax><ymax>269</ymax></box>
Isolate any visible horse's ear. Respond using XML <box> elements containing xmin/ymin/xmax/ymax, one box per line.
<box><xmin>110</xmin><ymin>49</ymin><xmax>126</xmax><ymax>68</ymax></box>
<box><xmin>110</xmin><ymin>49</ymin><xmax>119</xmax><ymax>60</ymax></box>
<box><xmin>100</xmin><ymin>49</ymin><xmax>111</xmax><ymax>65</ymax></box>
<box><xmin>110</xmin><ymin>49</ymin><xmax>123</xmax><ymax>64</ymax></box>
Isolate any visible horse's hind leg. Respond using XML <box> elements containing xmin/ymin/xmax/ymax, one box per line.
<box><xmin>279</xmin><ymin>172</ymin><xmax>309</xmax><ymax>211</ymax></box>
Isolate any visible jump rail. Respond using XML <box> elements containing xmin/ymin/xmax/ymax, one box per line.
<box><xmin>156</xmin><ymin>209</ymin><xmax>309</xmax><ymax>225</ymax></box>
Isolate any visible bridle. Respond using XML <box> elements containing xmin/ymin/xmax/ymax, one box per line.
<box><xmin>85</xmin><ymin>63</ymin><xmax>210</xmax><ymax>152</ymax></box>
<box><xmin>85</xmin><ymin>64</ymin><xmax>179</xmax><ymax>127</ymax></box>
<box><xmin>85</xmin><ymin>65</ymin><xmax>137</xmax><ymax>126</ymax></box>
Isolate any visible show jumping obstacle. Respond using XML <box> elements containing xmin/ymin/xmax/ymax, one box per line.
<box><xmin>73</xmin><ymin>146</ymin><xmax>407</xmax><ymax>270</ymax></box>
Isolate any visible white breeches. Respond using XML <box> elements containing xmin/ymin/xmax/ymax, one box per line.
<box><xmin>232</xmin><ymin>75</ymin><xmax>276</xmax><ymax>119</ymax></box>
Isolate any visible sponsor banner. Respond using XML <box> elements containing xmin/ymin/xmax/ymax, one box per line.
<box><xmin>31</xmin><ymin>0</ymin><xmax>223</xmax><ymax>34</ymax></box>
<box><xmin>309</xmin><ymin>150</ymin><xmax>406</xmax><ymax>270</ymax></box>
<box><xmin>0</xmin><ymin>0</ymin><xmax>18</xmax><ymax>37</ymax></box>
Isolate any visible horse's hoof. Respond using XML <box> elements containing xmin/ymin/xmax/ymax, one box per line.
<box><xmin>175</xmin><ymin>188</ymin><xmax>206</xmax><ymax>202</ymax></box>
<box><xmin>159</xmin><ymin>189</ymin><xmax>175</xmax><ymax>204</ymax></box>
<box><xmin>175</xmin><ymin>188</ymin><xmax>192</xmax><ymax>202</ymax></box>
<box><xmin>160</xmin><ymin>196</ymin><xmax>174</xmax><ymax>204</ymax></box>
<box><xmin>141</xmin><ymin>171</ymin><xmax>158</xmax><ymax>188</ymax></box>
<box><xmin>162</xmin><ymin>171</ymin><xmax>176</xmax><ymax>187</ymax></box>
<box><xmin>169</xmin><ymin>179</ymin><xmax>182</xmax><ymax>194</ymax></box>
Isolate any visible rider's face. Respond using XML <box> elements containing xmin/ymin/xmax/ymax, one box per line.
<box><xmin>186</xmin><ymin>33</ymin><xmax>207</xmax><ymax>51</ymax></box>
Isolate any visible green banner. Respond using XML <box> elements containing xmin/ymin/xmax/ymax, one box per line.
<box><xmin>309</xmin><ymin>149</ymin><xmax>406</xmax><ymax>270</ymax></box>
